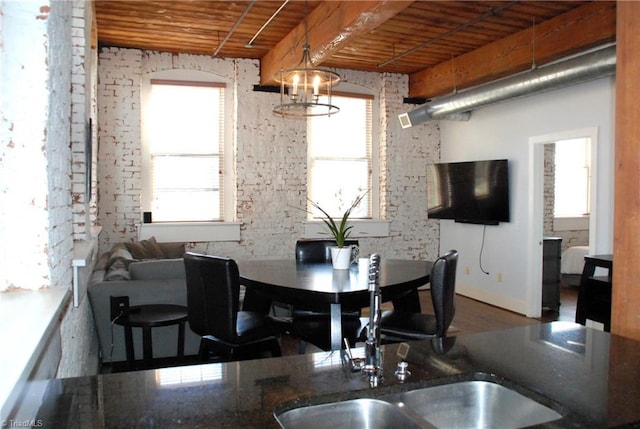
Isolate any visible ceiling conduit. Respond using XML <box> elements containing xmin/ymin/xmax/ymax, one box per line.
<box><xmin>399</xmin><ymin>45</ymin><xmax>616</xmax><ymax>128</ymax></box>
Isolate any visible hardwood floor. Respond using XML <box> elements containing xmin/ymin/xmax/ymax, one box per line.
<box><xmin>441</xmin><ymin>285</ymin><xmax>578</xmax><ymax>336</ymax></box>
<box><xmin>282</xmin><ymin>284</ymin><xmax>580</xmax><ymax>355</ymax></box>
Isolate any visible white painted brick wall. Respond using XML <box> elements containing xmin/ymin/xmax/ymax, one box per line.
<box><xmin>97</xmin><ymin>48</ymin><xmax>143</xmax><ymax>251</ymax></box>
<box><xmin>97</xmin><ymin>48</ymin><xmax>441</xmax><ymax>261</ymax></box>
<box><xmin>56</xmin><ymin>0</ymin><xmax>100</xmax><ymax>379</ymax></box>
<box><xmin>70</xmin><ymin>0</ymin><xmax>91</xmax><ymax>239</ymax></box>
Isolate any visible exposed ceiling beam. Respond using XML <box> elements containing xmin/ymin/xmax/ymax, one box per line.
<box><xmin>260</xmin><ymin>0</ymin><xmax>413</xmax><ymax>85</ymax></box>
<box><xmin>409</xmin><ymin>1</ymin><xmax>616</xmax><ymax>100</ymax></box>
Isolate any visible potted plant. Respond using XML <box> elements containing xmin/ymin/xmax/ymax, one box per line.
<box><xmin>308</xmin><ymin>191</ymin><xmax>368</xmax><ymax>269</ymax></box>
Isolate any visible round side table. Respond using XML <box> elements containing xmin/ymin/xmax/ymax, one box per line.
<box><xmin>114</xmin><ymin>304</ymin><xmax>188</xmax><ymax>370</ymax></box>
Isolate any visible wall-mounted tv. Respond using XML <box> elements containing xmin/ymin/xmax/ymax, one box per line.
<box><xmin>426</xmin><ymin>159</ymin><xmax>510</xmax><ymax>225</ymax></box>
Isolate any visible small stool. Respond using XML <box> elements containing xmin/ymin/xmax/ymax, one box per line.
<box><xmin>113</xmin><ymin>303</ymin><xmax>188</xmax><ymax>369</ymax></box>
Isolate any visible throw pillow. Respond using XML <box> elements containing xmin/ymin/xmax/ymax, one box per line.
<box><xmin>159</xmin><ymin>242</ymin><xmax>186</xmax><ymax>258</ymax></box>
<box><xmin>125</xmin><ymin>237</ymin><xmax>163</xmax><ymax>259</ymax></box>
<box><xmin>124</xmin><ymin>241</ymin><xmax>149</xmax><ymax>259</ymax></box>
<box><xmin>140</xmin><ymin>236</ymin><xmax>165</xmax><ymax>259</ymax></box>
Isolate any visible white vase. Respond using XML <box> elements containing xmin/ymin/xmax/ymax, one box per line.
<box><xmin>330</xmin><ymin>246</ymin><xmax>353</xmax><ymax>270</ymax></box>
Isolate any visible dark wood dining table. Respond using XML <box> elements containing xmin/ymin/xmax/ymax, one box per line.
<box><xmin>237</xmin><ymin>258</ymin><xmax>432</xmax><ymax>351</ymax></box>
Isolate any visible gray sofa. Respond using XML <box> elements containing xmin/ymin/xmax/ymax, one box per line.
<box><xmin>87</xmin><ymin>239</ymin><xmax>201</xmax><ymax>364</ymax></box>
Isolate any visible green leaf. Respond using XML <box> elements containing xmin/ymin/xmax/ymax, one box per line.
<box><xmin>308</xmin><ymin>189</ymin><xmax>369</xmax><ymax>247</ymax></box>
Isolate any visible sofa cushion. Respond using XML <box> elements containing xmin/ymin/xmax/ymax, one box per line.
<box><xmin>129</xmin><ymin>258</ymin><xmax>185</xmax><ymax>280</ymax></box>
<box><xmin>125</xmin><ymin>237</ymin><xmax>164</xmax><ymax>259</ymax></box>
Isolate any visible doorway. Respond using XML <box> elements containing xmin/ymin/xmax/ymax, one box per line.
<box><xmin>527</xmin><ymin>128</ymin><xmax>598</xmax><ymax>317</ymax></box>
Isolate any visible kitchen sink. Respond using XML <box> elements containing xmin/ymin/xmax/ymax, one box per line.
<box><xmin>275</xmin><ymin>398</ymin><xmax>426</xmax><ymax>429</ymax></box>
<box><xmin>275</xmin><ymin>379</ymin><xmax>562</xmax><ymax>429</ymax></box>
<box><xmin>388</xmin><ymin>380</ymin><xmax>563</xmax><ymax>428</ymax></box>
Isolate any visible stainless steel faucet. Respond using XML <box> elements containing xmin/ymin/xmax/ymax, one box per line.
<box><xmin>363</xmin><ymin>253</ymin><xmax>383</xmax><ymax>385</ymax></box>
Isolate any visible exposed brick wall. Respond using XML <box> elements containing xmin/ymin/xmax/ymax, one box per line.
<box><xmin>47</xmin><ymin>0</ymin><xmax>74</xmax><ymax>295</ymax></box>
<box><xmin>97</xmin><ymin>48</ymin><xmax>441</xmax><ymax>261</ymax></box>
<box><xmin>57</xmin><ymin>0</ymin><xmax>100</xmax><ymax>379</ymax></box>
<box><xmin>543</xmin><ymin>144</ymin><xmax>556</xmax><ymax>236</ymax></box>
<box><xmin>376</xmin><ymin>72</ymin><xmax>440</xmax><ymax>260</ymax></box>
<box><xmin>97</xmin><ymin>48</ymin><xmax>143</xmax><ymax>251</ymax></box>
<box><xmin>70</xmin><ymin>0</ymin><xmax>98</xmax><ymax>240</ymax></box>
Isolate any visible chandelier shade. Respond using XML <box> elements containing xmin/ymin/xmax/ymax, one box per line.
<box><xmin>273</xmin><ymin>43</ymin><xmax>340</xmax><ymax>118</ymax></box>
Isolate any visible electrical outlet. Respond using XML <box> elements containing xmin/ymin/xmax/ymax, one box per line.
<box><xmin>464</xmin><ymin>266</ymin><xmax>470</xmax><ymax>275</ymax></box>
<box><xmin>110</xmin><ymin>295</ymin><xmax>130</xmax><ymax>320</ymax></box>
<box><xmin>497</xmin><ymin>272</ymin><xmax>503</xmax><ymax>282</ymax></box>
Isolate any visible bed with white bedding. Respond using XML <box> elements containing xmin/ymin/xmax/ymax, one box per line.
<box><xmin>561</xmin><ymin>245</ymin><xmax>589</xmax><ymax>286</ymax></box>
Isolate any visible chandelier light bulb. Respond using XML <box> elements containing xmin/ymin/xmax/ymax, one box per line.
<box><xmin>313</xmin><ymin>74</ymin><xmax>320</xmax><ymax>96</ymax></box>
<box><xmin>292</xmin><ymin>74</ymin><xmax>300</xmax><ymax>98</ymax></box>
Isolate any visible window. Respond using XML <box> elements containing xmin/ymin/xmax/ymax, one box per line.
<box><xmin>554</xmin><ymin>137</ymin><xmax>591</xmax><ymax>217</ymax></box>
<box><xmin>156</xmin><ymin>363</ymin><xmax>223</xmax><ymax>387</ymax></box>
<box><xmin>143</xmin><ymin>79</ymin><xmax>225</xmax><ymax>222</ymax></box>
<box><xmin>307</xmin><ymin>93</ymin><xmax>374</xmax><ymax>219</ymax></box>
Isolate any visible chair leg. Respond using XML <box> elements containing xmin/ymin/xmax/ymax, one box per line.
<box><xmin>198</xmin><ymin>338</ymin><xmax>209</xmax><ymax>361</ymax></box>
<box><xmin>199</xmin><ymin>338</ymin><xmax>233</xmax><ymax>362</ymax></box>
<box><xmin>270</xmin><ymin>339</ymin><xmax>282</xmax><ymax>357</ymax></box>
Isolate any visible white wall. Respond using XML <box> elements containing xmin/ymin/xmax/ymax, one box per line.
<box><xmin>439</xmin><ymin>77</ymin><xmax>615</xmax><ymax>315</ymax></box>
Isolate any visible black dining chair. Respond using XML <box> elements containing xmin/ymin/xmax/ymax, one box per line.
<box><xmin>379</xmin><ymin>250</ymin><xmax>458</xmax><ymax>343</ymax></box>
<box><xmin>183</xmin><ymin>252</ymin><xmax>283</xmax><ymax>361</ymax></box>
<box><xmin>291</xmin><ymin>239</ymin><xmax>364</xmax><ymax>352</ymax></box>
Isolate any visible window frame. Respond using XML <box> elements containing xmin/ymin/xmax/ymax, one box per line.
<box><xmin>140</xmin><ymin>70</ymin><xmax>238</xmax><ymax>242</ymax></box>
<box><xmin>141</xmin><ymin>70</ymin><xmax>235</xmax><ymax>224</ymax></box>
<box><xmin>304</xmin><ymin>87</ymin><xmax>387</xmax><ymax>239</ymax></box>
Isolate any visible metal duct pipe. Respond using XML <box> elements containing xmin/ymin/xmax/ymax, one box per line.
<box><xmin>399</xmin><ymin>45</ymin><xmax>616</xmax><ymax>128</ymax></box>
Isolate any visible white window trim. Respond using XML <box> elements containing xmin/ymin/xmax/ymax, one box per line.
<box><xmin>140</xmin><ymin>69</ymin><xmax>237</xmax><ymax>241</ymax></box>
<box><xmin>304</xmin><ymin>219</ymin><xmax>390</xmax><ymax>239</ymax></box>
<box><xmin>306</xmin><ymin>83</ymin><xmax>381</xmax><ymax>220</ymax></box>
<box><xmin>138</xmin><ymin>221</ymin><xmax>240</xmax><ymax>242</ymax></box>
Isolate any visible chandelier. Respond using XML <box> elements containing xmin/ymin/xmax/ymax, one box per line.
<box><xmin>272</xmin><ymin>5</ymin><xmax>340</xmax><ymax>118</ymax></box>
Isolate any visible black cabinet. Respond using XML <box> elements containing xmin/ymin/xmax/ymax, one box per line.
<box><xmin>542</xmin><ymin>237</ymin><xmax>562</xmax><ymax>312</ymax></box>
<box><xmin>575</xmin><ymin>254</ymin><xmax>613</xmax><ymax>331</ymax></box>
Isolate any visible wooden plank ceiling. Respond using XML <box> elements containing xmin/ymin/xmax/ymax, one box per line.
<box><xmin>94</xmin><ymin>0</ymin><xmax>616</xmax><ymax>99</ymax></box>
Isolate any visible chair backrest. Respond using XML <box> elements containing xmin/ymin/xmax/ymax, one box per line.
<box><xmin>430</xmin><ymin>249</ymin><xmax>458</xmax><ymax>337</ymax></box>
<box><xmin>183</xmin><ymin>253</ymin><xmax>240</xmax><ymax>341</ymax></box>
<box><xmin>295</xmin><ymin>239</ymin><xmax>359</xmax><ymax>263</ymax></box>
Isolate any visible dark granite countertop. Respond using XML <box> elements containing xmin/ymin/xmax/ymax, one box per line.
<box><xmin>36</xmin><ymin>322</ymin><xmax>640</xmax><ymax>428</ymax></box>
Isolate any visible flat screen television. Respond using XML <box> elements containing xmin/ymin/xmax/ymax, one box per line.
<box><xmin>426</xmin><ymin>159</ymin><xmax>510</xmax><ymax>224</ymax></box>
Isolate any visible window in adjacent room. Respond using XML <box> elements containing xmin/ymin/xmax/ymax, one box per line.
<box><xmin>143</xmin><ymin>79</ymin><xmax>225</xmax><ymax>222</ymax></box>
<box><xmin>554</xmin><ymin>137</ymin><xmax>591</xmax><ymax>217</ymax></box>
<box><xmin>307</xmin><ymin>92</ymin><xmax>376</xmax><ymax>219</ymax></box>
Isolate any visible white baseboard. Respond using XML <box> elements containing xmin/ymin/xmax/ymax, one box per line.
<box><xmin>456</xmin><ymin>282</ymin><xmax>529</xmax><ymax>316</ymax></box>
